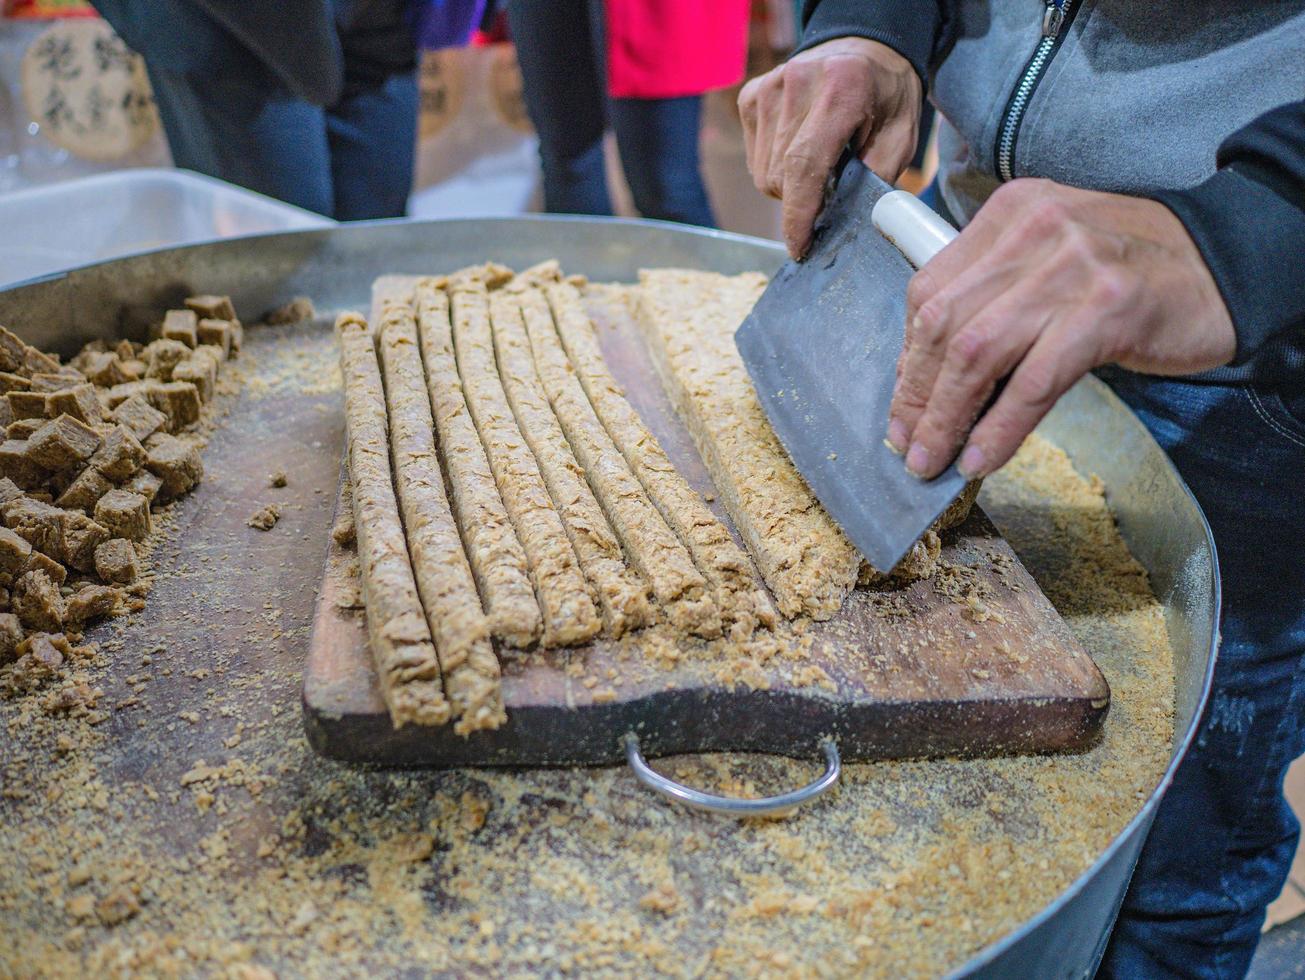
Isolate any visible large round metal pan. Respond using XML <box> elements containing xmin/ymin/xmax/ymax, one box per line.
<box><xmin>0</xmin><ymin>217</ymin><xmax>1219</xmax><ymax>978</ymax></box>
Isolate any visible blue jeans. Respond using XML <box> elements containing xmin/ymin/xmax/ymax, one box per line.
<box><xmin>137</xmin><ymin>1</ymin><xmax>417</xmax><ymax>220</ymax></box>
<box><xmin>1097</xmin><ymin>369</ymin><xmax>1305</xmax><ymax>978</ymax></box>
<box><xmin>147</xmin><ymin>68</ymin><xmax>417</xmax><ymax>221</ymax></box>
<box><xmin>506</xmin><ymin>0</ymin><xmax>716</xmax><ymax>227</ymax></box>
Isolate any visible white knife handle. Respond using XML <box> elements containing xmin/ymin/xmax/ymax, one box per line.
<box><xmin>871</xmin><ymin>190</ymin><xmax>957</xmax><ymax>269</ymax></box>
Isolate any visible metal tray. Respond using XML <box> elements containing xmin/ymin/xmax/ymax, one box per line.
<box><xmin>0</xmin><ymin>216</ymin><xmax>1219</xmax><ymax>979</ymax></box>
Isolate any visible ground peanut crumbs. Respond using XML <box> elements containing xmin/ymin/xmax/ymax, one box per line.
<box><xmin>0</xmin><ymin>311</ymin><xmax>1174</xmax><ymax>979</ymax></box>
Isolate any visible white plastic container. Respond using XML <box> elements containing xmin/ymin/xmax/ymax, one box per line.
<box><xmin>0</xmin><ymin>168</ymin><xmax>333</xmax><ymax>287</ymax></box>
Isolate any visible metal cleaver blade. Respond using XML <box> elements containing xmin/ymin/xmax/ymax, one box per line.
<box><xmin>734</xmin><ymin>156</ymin><xmax>967</xmax><ymax>574</ymax></box>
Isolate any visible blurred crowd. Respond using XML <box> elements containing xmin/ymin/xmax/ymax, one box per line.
<box><xmin>74</xmin><ymin>0</ymin><xmax>776</xmax><ymax>225</ymax></box>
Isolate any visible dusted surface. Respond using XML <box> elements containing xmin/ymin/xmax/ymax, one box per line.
<box><xmin>0</xmin><ymin>217</ymin><xmax>1217</xmax><ymax>977</ymax></box>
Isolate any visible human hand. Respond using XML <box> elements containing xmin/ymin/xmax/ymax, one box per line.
<box><xmin>739</xmin><ymin>37</ymin><xmax>922</xmax><ymax>259</ymax></box>
<box><xmin>887</xmin><ymin>179</ymin><xmax>1236</xmax><ymax>479</ymax></box>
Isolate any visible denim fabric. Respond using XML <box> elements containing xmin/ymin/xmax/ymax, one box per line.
<box><xmin>124</xmin><ymin>0</ymin><xmax>417</xmax><ymax>220</ymax></box>
<box><xmin>506</xmin><ymin>0</ymin><xmax>716</xmax><ymax>227</ymax></box>
<box><xmin>608</xmin><ymin>96</ymin><xmax>714</xmax><ymax>227</ymax></box>
<box><xmin>1096</xmin><ymin>369</ymin><xmax>1305</xmax><ymax>978</ymax></box>
<box><xmin>145</xmin><ymin>65</ymin><xmax>417</xmax><ymax>220</ymax></box>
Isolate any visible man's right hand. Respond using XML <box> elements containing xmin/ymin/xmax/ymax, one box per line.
<box><xmin>739</xmin><ymin>38</ymin><xmax>923</xmax><ymax>259</ymax></box>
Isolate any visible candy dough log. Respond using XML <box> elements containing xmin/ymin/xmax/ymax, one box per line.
<box><xmin>412</xmin><ymin>279</ymin><xmax>542</xmax><ymax>649</ymax></box>
<box><xmin>542</xmin><ymin>273</ymin><xmax>775</xmax><ymax>639</ymax></box>
<box><xmin>635</xmin><ymin>269</ymin><xmax>861</xmax><ymax>621</ymax></box>
<box><xmin>336</xmin><ymin>312</ymin><xmax>450</xmax><ymax>728</ymax></box>
<box><xmin>377</xmin><ymin>300</ymin><xmax>505</xmax><ymax>734</ymax></box>
<box><xmin>488</xmin><ymin>287</ymin><xmax>653</xmax><ymax>639</ymax></box>
<box><xmin>515</xmin><ymin>278</ymin><xmax>721</xmax><ymax>639</ymax></box>
<box><xmin>446</xmin><ymin>271</ymin><xmax>599</xmax><ymax>648</ymax></box>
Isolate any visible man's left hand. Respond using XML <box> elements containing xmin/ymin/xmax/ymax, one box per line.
<box><xmin>888</xmin><ymin>179</ymin><xmax>1237</xmax><ymax>479</ymax></box>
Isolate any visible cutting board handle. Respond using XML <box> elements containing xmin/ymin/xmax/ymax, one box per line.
<box><xmin>624</xmin><ymin>733</ymin><xmax>841</xmax><ymax>817</ymax></box>
<box><xmin>871</xmin><ymin>190</ymin><xmax>958</xmax><ymax>270</ymax></box>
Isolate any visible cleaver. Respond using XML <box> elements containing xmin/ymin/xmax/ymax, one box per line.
<box><xmin>735</xmin><ymin>156</ymin><xmax>964</xmax><ymax>573</ymax></box>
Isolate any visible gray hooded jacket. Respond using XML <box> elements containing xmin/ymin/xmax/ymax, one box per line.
<box><xmin>798</xmin><ymin>0</ymin><xmax>1305</xmax><ymax>386</ymax></box>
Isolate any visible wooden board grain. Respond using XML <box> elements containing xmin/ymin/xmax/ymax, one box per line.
<box><xmin>302</xmin><ymin>275</ymin><xmax>1109</xmax><ymax>767</ymax></box>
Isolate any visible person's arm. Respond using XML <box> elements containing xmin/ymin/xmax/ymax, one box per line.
<box><xmin>886</xmin><ymin>179</ymin><xmax>1238</xmax><ymax>481</ymax></box>
<box><xmin>887</xmin><ymin>101</ymin><xmax>1305</xmax><ymax>483</ymax></box>
<box><xmin>739</xmin><ymin>1</ymin><xmax>944</xmax><ymax>257</ymax></box>
<box><xmin>1151</xmin><ymin>101</ymin><xmax>1305</xmax><ymax>365</ymax></box>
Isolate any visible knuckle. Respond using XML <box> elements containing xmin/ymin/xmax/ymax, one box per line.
<box><xmin>759</xmin><ymin>66</ymin><xmax>784</xmax><ymax>90</ymax></box>
<box><xmin>906</xmin><ymin>269</ymin><xmax>940</xmax><ymax>314</ymax></box>
<box><xmin>1024</xmin><ymin>197</ymin><xmax>1071</xmax><ymax>236</ymax></box>
<box><xmin>783</xmin><ymin>145</ymin><xmax>821</xmax><ymax>177</ymax></box>
<box><xmin>738</xmin><ymin>80</ymin><xmax>759</xmax><ymax>110</ymax></box>
<box><xmin>987</xmin><ymin>419</ymin><xmax>1033</xmax><ymax>461</ymax></box>
<box><xmin>783</xmin><ymin>59</ymin><xmax>816</xmax><ymax>88</ymax></box>
<box><xmin>946</xmin><ymin>325</ymin><xmax>992</xmax><ymax>371</ymax></box>
<box><xmin>1057</xmin><ymin>225</ymin><xmax>1098</xmax><ymax>265</ymax></box>
<box><xmin>914</xmin><ymin>405</ymin><xmax>954</xmax><ymax>439</ymax></box>
<box><xmin>785</xmin><ymin>142</ymin><xmax>817</xmax><ymax>165</ymax></box>
<box><xmin>1012</xmin><ymin>362</ymin><xmax>1060</xmax><ymax>410</ymax></box>
<box><xmin>912</xmin><ymin>297</ymin><xmax>951</xmax><ymax>345</ymax></box>
<box><xmin>1090</xmin><ymin>267</ymin><xmax>1134</xmax><ymax>308</ymax></box>
<box><xmin>912</xmin><ymin>418</ymin><xmax>946</xmax><ymax>450</ymax></box>
<box><xmin>977</xmin><ymin>411</ymin><xmax>1019</xmax><ymax>452</ymax></box>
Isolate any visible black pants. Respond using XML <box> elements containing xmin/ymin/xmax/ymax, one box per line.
<box><xmin>507</xmin><ymin>0</ymin><xmax>716</xmax><ymax>227</ymax></box>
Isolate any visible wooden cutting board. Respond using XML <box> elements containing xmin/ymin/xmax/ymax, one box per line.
<box><xmin>302</xmin><ymin>277</ymin><xmax>1109</xmax><ymax>767</ymax></box>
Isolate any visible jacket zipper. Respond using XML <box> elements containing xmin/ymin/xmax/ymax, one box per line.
<box><xmin>995</xmin><ymin>0</ymin><xmax>1082</xmax><ymax>181</ymax></box>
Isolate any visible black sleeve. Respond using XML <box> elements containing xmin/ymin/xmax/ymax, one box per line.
<box><xmin>795</xmin><ymin>0</ymin><xmax>943</xmax><ymax>85</ymax></box>
<box><xmin>1151</xmin><ymin>101</ymin><xmax>1305</xmax><ymax>366</ymax></box>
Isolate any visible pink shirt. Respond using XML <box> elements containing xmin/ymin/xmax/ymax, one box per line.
<box><xmin>603</xmin><ymin>0</ymin><xmax>750</xmax><ymax>99</ymax></box>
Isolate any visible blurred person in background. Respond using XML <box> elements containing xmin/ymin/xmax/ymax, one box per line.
<box><xmin>89</xmin><ymin>0</ymin><xmax>419</xmax><ymax>220</ymax></box>
<box><xmin>507</xmin><ymin>0</ymin><xmax>749</xmax><ymax>227</ymax></box>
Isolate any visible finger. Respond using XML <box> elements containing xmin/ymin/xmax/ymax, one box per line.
<box><xmin>894</xmin><ymin>252</ymin><xmax>1018</xmax><ymax>453</ymax></box>
<box><xmin>781</xmin><ymin>101</ymin><xmax>857</xmax><ymax>258</ymax></box>
<box><xmin>957</xmin><ymin>317</ymin><xmax>1103</xmax><ymax>478</ymax></box>
<box><xmin>903</xmin><ymin>182</ymin><xmax>1044</xmax><ymax>325</ymax></box>
<box><xmin>893</xmin><ymin>201</ymin><xmax>1055</xmax><ymax>434</ymax></box>
<box><xmin>896</xmin><ymin>246</ymin><xmax>958</xmax><ymax>397</ymax></box>
<box><xmin>903</xmin><ymin>239</ymin><xmax>1028</xmax><ymax>365</ymax></box>
<box><xmin>900</xmin><ymin>291</ymin><xmax>1052</xmax><ymax>478</ymax></box>
<box><xmin>887</xmin><ymin>291</ymin><xmax>952</xmax><ymax>459</ymax></box>
<box><xmin>749</xmin><ymin>87</ymin><xmax>779</xmax><ymax>198</ymax></box>
<box><xmin>765</xmin><ymin>79</ymin><xmax>812</xmax><ymax>202</ymax></box>
<box><xmin>903</xmin><ymin>223</ymin><xmax>1013</xmax><ymax>333</ymax></box>
<box><xmin>739</xmin><ymin>80</ymin><xmax>761</xmax><ymax>175</ymax></box>
<box><xmin>862</xmin><ymin>111</ymin><xmax>918</xmax><ymax>184</ymax></box>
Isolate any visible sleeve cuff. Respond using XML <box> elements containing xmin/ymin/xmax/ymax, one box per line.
<box><xmin>1152</xmin><ymin>165</ymin><xmax>1305</xmax><ymax>366</ymax></box>
<box><xmin>796</xmin><ymin>0</ymin><xmax>939</xmax><ymax>86</ymax></box>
